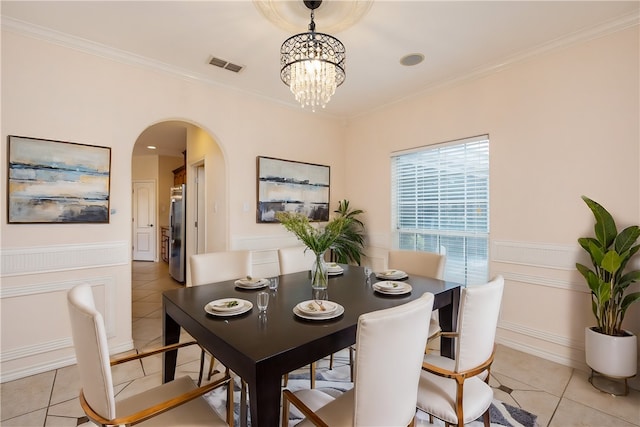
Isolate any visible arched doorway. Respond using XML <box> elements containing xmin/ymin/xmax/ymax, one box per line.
<box><xmin>131</xmin><ymin>120</ymin><xmax>227</xmax><ymax>285</ymax></box>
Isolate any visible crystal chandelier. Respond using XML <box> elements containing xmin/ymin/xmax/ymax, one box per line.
<box><xmin>280</xmin><ymin>0</ymin><xmax>346</xmax><ymax>111</ymax></box>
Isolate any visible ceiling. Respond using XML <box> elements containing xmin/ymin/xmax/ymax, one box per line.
<box><xmin>3</xmin><ymin>0</ymin><xmax>638</xmax><ymax>157</ymax></box>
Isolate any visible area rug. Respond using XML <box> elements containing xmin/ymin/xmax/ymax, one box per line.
<box><xmin>204</xmin><ymin>362</ymin><xmax>538</xmax><ymax>427</ymax></box>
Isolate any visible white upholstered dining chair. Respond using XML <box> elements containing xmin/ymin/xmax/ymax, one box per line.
<box><xmin>67</xmin><ymin>284</ymin><xmax>233</xmax><ymax>427</ymax></box>
<box><xmin>282</xmin><ymin>292</ymin><xmax>435</xmax><ymax>427</ymax></box>
<box><xmin>278</xmin><ymin>246</ymin><xmax>316</xmax><ymax>275</ymax></box>
<box><xmin>278</xmin><ymin>246</ymin><xmax>324</xmax><ymax>388</ymax></box>
<box><xmin>190</xmin><ymin>250</ymin><xmax>252</xmax><ymax>286</ymax></box>
<box><xmin>190</xmin><ymin>250</ymin><xmax>252</xmax><ymax>385</ymax></box>
<box><xmin>416</xmin><ymin>275</ymin><xmax>505</xmax><ymax>427</ymax></box>
<box><xmin>388</xmin><ymin>250</ymin><xmax>446</xmax><ymax>343</ymax></box>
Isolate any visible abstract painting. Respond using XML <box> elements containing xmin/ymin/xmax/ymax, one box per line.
<box><xmin>7</xmin><ymin>135</ymin><xmax>111</xmax><ymax>223</ymax></box>
<box><xmin>257</xmin><ymin>156</ymin><xmax>330</xmax><ymax>223</ymax></box>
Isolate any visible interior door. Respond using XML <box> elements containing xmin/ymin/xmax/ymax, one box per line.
<box><xmin>132</xmin><ymin>180</ymin><xmax>157</xmax><ymax>261</ymax></box>
<box><xmin>196</xmin><ymin>164</ymin><xmax>206</xmax><ymax>254</ymax></box>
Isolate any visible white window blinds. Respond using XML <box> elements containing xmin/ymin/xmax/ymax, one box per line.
<box><xmin>391</xmin><ymin>135</ymin><xmax>489</xmax><ymax>285</ymax></box>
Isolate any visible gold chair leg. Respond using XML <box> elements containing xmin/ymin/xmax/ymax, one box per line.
<box><xmin>207</xmin><ymin>354</ymin><xmax>216</xmax><ymax>380</ymax></box>
<box><xmin>329</xmin><ymin>353</ymin><xmax>334</xmax><ymax>369</ymax></box>
<box><xmin>283</xmin><ymin>372</ymin><xmax>288</xmax><ymax>387</ymax></box>
<box><xmin>226</xmin><ymin>372</ymin><xmax>234</xmax><ymax>427</ymax></box>
<box><xmin>349</xmin><ymin>346</ymin><xmax>355</xmax><ymax>381</ymax></box>
<box><xmin>310</xmin><ymin>362</ymin><xmax>316</xmax><ymax>389</ymax></box>
<box><xmin>281</xmin><ymin>388</ymin><xmax>291</xmax><ymax>427</ymax></box>
<box><xmin>197</xmin><ymin>349</ymin><xmax>206</xmax><ymax>386</ymax></box>
<box><xmin>240</xmin><ymin>379</ymin><xmax>248</xmax><ymax>427</ymax></box>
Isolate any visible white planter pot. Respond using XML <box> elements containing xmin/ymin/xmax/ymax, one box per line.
<box><xmin>585</xmin><ymin>326</ymin><xmax>637</xmax><ymax>378</ymax></box>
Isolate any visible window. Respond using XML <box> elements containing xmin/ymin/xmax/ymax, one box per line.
<box><xmin>391</xmin><ymin>135</ymin><xmax>489</xmax><ymax>285</ymax></box>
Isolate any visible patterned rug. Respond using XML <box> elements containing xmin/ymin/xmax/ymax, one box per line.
<box><xmin>205</xmin><ymin>357</ymin><xmax>538</xmax><ymax>427</ymax></box>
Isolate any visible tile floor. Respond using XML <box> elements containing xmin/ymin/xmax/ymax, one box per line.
<box><xmin>1</xmin><ymin>261</ymin><xmax>638</xmax><ymax>426</ymax></box>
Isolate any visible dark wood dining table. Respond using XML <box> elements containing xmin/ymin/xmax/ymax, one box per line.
<box><xmin>162</xmin><ymin>264</ymin><xmax>461</xmax><ymax>427</ymax></box>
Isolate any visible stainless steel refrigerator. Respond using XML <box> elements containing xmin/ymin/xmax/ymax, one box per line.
<box><xmin>169</xmin><ymin>185</ymin><xmax>186</xmax><ymax>283</ymax></box>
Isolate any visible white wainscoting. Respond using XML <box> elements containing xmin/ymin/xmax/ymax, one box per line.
<box><xmin>1</xmin><ymin>241</ymin><xmax>129</xmax><ymax>277</ymax></box>
<box><xmin>0</xmin><ymin>242</ymin><xmax>129</xmax><ymax>383</ymax></box>
<box><xmin>492</xmin><ymin>240</ymin><xmax>593</xmax><ymax>370</ymax></box>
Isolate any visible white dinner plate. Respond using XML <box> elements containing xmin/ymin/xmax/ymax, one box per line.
<box><xmin>204</xmin><ymin>298</ymin><xmax>253</xmax><ymax>316</ymax></box>
<box><xmin>234</xmin><ymin>277</ymin><xmax>269</xmax><ymax>289</ymax></box>
<box><xmin>326</xmin><ymin>263</ymin><xmax>344</xmax><ymax>275</ymax></box>
<box><xmin>294</xmin><ymin>302</ymin><xmax>344</xmax><ymax>321</ymax></box>
<box><xmin>296</xmin><ymin>300</ymin><xmax>339</xmax><ymax>316</ymax></box>
<box><xmin>375</xmin><ymin>269</ymin><xmax>408</xmax><ymax>280</ymax></box>
<box><xmin>373</xmin><ymin>281</ymin><xmax>412</xmax><ymax>295</ymax></box>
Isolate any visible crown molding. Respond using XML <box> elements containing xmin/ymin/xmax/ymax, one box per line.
<box><xmin>3</xmin><ymin>10</ymin><xmax>639</xmax><ymax>119</ymax></box>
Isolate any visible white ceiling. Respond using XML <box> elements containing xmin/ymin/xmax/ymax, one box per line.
<box><xmin>3</xmin><ymin>0</ymin><xmax>638</xmax><ymax>156</ymax></box>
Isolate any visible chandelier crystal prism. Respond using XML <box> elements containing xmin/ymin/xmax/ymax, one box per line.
<box><xmin>280</xmin><ymin>0</ymin><xmax>346</xmax><ymax>111</ymax></box>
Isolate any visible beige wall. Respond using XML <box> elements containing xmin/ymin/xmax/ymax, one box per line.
<box><xmin>1</xmin><ymin>22</ymin><xmax>638</xmax><ymax>386</ymax></box>
<box><xmin>0</xmin><ymin>29</ymin><xmax>345</xmax><ymax>381</ymax></box>
<box><xmin>344</xmin><ymin>26</ymin><xmax>639</xmax><ymax>386</ymax></box>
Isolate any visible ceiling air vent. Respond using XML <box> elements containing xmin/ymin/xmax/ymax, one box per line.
<box><xmin>208</xmin><ymin>56</ymin><xmax>244</xmax><ymax>73</ymax></box>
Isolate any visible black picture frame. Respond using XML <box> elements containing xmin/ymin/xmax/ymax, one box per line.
<box><xmin>7</xmin><ymin>135</ymin><xmax>111</xmax><ymax>223</ymax></box>
<box><xmin>256</xmin><ymin>156</ymin><xmax>330</xmax><ymax>223</ymax></box>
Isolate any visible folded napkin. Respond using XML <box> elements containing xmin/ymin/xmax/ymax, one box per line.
<box><xmin>209</xmin><ymin>299</ymin><xmax>245</xmax><ymax>312</ymax></box>
<box><xmin>375</xmin><ymin>281</ymin><xmax>405</xmax><ymax>290</ymax></box>
<box><xmin>297</xmin><ymin>300</ymin><xmax>338</xmax><ymax>315</ymax></box>
<box><xmin>235</xmin><ymin>277</ymin><xmax>266</xmax><ymax>286</ymax></box>
<box><xmin>326</xmin><ymin>263</ymin><xmax>344</xmax><ymax>273</ymax></box>
<box><xmin>373</xmin><ymin>281</ymin><xmax>412</xmax><ymax>294</ymax></box>
<box><xmin>375</xmin><ymin>269</ymin><xmax>407</xmax><ymax>279</ymax></box>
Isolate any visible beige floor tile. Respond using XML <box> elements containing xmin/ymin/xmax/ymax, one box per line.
<box><xmin>490</xmin><ymin>362</ymin><xmax>561</xmax><ymax>426</ymax></box>
<box><xmin>111</xmin><ymin>358</ymin><xmax>145</xmax><ymax>387</ymax></box>
<box><xmin>47</xmin><ymin>396</ymin><xmax>84</xmax><ymax>418</ymax></box>
<box><xmin>136</xmin><ymin>290</ymin><xmax>164</xmax><ymax>304</ymax></box>
<box><xmin>511</xmin><ymin>388</ymin><xmax>560</xmax><ymax>427</ymax></box>
<box><xmin>114</xmin><ymin>373</ymin><xmax>163</xmax><ymax>400</ymax></box>
<box><xmin>50</xmin><ymin>364</ymin><xmax>82</xmax><ymax>405</ymax></box>
<box><xmin>132</xmin><ymin>300</ymin><xmax>162</xmax><ymax>318</ymax></box>
<box><xmin>492</xmin><ymin>345</ymin><xmax>573</xmax><ymax>397</ymax></box>
<box><xmin>0</xmin><ymin>371</ymin><xmax>55</xmax><ymax>420</ymax></box>
<box><xmin>563</xmin><ymin>370</ymin><xmax>640</xmax><ymax>425</ymax></box>
<box><xmin>132</xmin><ymin>288</ymin><xmax>156</xmax><ymax>301</ymax></box>
<box><xmin>45</xmin><ymin>414</ymin><xmax>82</xmax><ymax>426</ymax></box>
<box><xmin>1</xmin><ymin>408</ymin><xmax>47</xmax><ymax>426</ymax></box>
<box><xmin>549</xmin><ymin>398</ymin><xmax>638</xmax><ymax>427</ymax></box>
<box><xmin>142</xmin><ymin>307</ymin><xmax>163</xmax><ymax>319</ymax></box>
<box><xmin>131</xmin><ymin>316</ymin><xmax>162</xmax><ymax>344</ymax></box>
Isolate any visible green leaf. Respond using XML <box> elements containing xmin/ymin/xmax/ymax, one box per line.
<box><xmin>615</xmin><ymin>226</ymin><xmax>640</xmax><ymax>254</ymax></box>
<box><xmin>582</xmin><ymin>196</ymin><xmax>617</xmax><ymax>248</ymax></box>
<box><xmin>600</xmin><ymin>250</ymin><xmax>622</xmax><ymax>275</ymax></box>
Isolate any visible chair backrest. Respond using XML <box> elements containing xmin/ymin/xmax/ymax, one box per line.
<box><xmin>455</xmin><ymin>275</ymin><xmax>505</xmax><ymax>372</ymax></box>
<box><xmin>278</xmin><ymin>246</ymin><xmax>316</xmax><ymax>275</ymax></box>
<box><xmin>67</xmin><ymin>285</ymin><xmax>116</xmax><ymax>420</ymax></box>
<box><xmin>353</xmin><ymin>292</ymin><xmax>434</xmax><ymax>426</ymax></box>
<box><xmin>189</xmin><ymin>250</ymin><xmax>251</xmax><ymax>286</ymax></box>
<box><xmin>388</xmin><ymin>250</ymin><xmax>446</xmax><ymax>280</ymax></box>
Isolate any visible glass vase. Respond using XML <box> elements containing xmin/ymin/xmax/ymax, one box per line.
<box><xmin>311</xmin><ymin>251</ymin><xmax>329</xmax><ymax>290</ymax></box>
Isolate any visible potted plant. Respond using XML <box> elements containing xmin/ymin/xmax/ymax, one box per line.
<box><xmin>276</xmin><ymin>211</ymin><xmax>350</xmax><ymax>289</ymax></box>
<box><xmin>576</xmin><ymin>195</ymin><xmax>640</xmax><ymax>394</ymax></box>
<box><xmin>331</xmin><ymin>199</ymin><xmax>366</xmax><ymax>265</ymax></box>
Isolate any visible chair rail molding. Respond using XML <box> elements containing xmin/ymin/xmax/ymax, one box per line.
<box><xmin>491</xmin><ymin>240</ymin><xmax>587</xmax><ymax>270</ymax></box>
<box><xmin>1</xmin><ymin>241</ymin><xmax>128</xmax><ymax>277</ymax></box>
<box><xmin>500</xmin><ymin>272</ymin><xmax>587</xmax><ymax>294</ymax></box>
